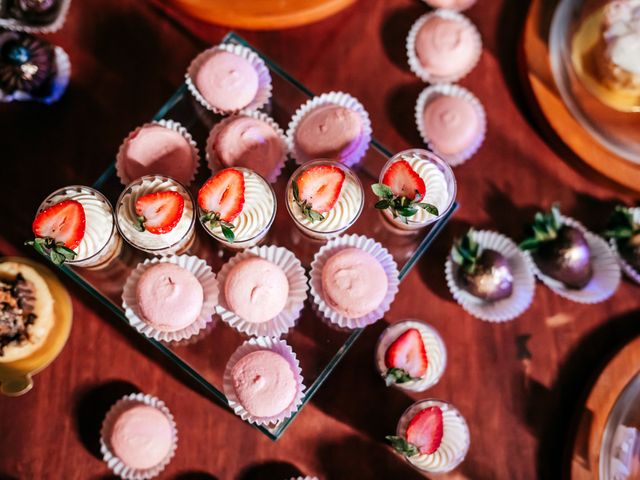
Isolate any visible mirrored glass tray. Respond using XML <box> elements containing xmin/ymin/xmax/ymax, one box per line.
<box><xmin>48</xmin><ymin>32</ymin><xmax>457</xmax><ymax>440</ymax></box>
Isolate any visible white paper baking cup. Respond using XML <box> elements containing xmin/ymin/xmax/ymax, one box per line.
<box><xmin>185</xmin><ymin>43</ymin><xmax>272</xmax><ymax>115</ymax></box>
<box><xmin>100</xmin><ymin>393</ymin><xmax>178</xmax><ymax>480</ymax></box>
<box><xmin>609</xmin><ymin>207</ymin><xmax>640</xmax><ymax>285</ymax></box>
<box><xmin>375</xmin><ymin>320</ymin><xmax>447</xmax><ymax>392</ymax></box>
<box><xmin>216</xmin><ymin>245</ymin><xmax>308</xmax><ymax>338</ymax></box>
<box><xmin>0</xmin><ymin>0</ymin><xmax>71</xmax><ymax>33</ymax></box>
<box><xmin>122</xmin><ymin>255</ymin><xmax>219</xmax><ymax>342</ymax></box>
<box><xmin>115</xmin><ymin>119</ymin><xmax>200</xmax><ymax>186</ymax></box>
<box><xmin>309</xmin><ymin>234</ymin><xmax>400</xmax><ymax>330</ymax></box>
<box><xmin>223</xmin><ymin>337</ymin><xmax>306</xmax><ymax>426</ymax></box>
<box><xmin>0</xmin><ymin>46</ymin><xmax>70</xmax><ymax>104</ymax></box>
<box><xmin>206</xmin><ymin>110</ymin><xmax>288</xmax><ymax>183</ymax></box>
<box><xmin>445</xmin><ymin>230</ymin><xmax>536</xmax><ymax>322</ymax></box>
<box><xmin>525</xmin><ymin>215</ymin><xmax>621</xmax><ymax>304</ymax></box>
<box><xmin>415</xmin><ymin>83</ymin><xmax>486</xmax><ymax>167</ymax></box>
<box><xmin>286</xmin><ymin>91</ymin><xmax>372</xmax><ymax>167</ymax></box>
<box><xmin>406</xmin><ymin>9</ymin><xmax>482</xmax><ymax>83</ymax></box>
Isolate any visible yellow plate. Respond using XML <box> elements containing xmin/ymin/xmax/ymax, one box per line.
<box><xmin>0</xmin><ymin>257</ymin><xmax>72</xmax><ymax>396</ymax></box>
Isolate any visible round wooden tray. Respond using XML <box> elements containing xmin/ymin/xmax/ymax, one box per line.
<box><xmin>522</xmin><ymin>0</ymin><xmax>640</xmax><ymax>194</ymax></box>
<box><xmin>569</xmin><ymin>335</ymin><xmax>640</xmax><ymax>479</ymax></box>
<box><xmin>166</xmin><ymin>0</ymin><xmax>357</xmax><ymax>30</ymax></box>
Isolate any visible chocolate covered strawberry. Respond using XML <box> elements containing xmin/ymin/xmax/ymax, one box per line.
<box><xmin>27</xmin><ymin>199</ymin><xmax>85</xmax><ymax>265</ymax></box>
<box><xmin>386</xmin><ymin>406</ymin><xmax>444</xmax><ymax>457</ymax></box>
<box><xmin>452</xmin><ymin>229</ymin><xmax>514</xmax><ymax>301</ymax></box>
<box><xmin>198</xmin><ymin>168</ymin><xmax>245</xmax><ymax>242</ymax></box>
<box><xmin>383</xmin><ymin>328</ymin><xmax>428</xmax><ymax>386</ymax></box>
<box><xmin>520</xmin><ymin>205</ymin><xmax>592</xmax><ymax>289</ymax></box>
<box><xmin>372</xmin><ymin>159</ymin><xmax>438</xmax><ymax>223</ymax></box>
<box><xmin>134</xmin><ymin>191</ymin><xmax>184</xmax><ymax>235</ymax></box>
<box><xmin>292</xmin><ymin>164</ymin><xmax>345</xmax><ymax>222</ymax></box>
<box><xmin>604</xmin><ymin>206</ymin><xmax>640</xmax><ymax>273</ymax></box>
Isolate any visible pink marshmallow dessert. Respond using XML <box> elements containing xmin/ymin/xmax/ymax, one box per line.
<box><xmin>223</xmin><ymin>337</ymin><xmax>305</xmax><ymax>426</ymax></box>
<box><xmin>122</xmin><ymin>255</ymin><xmax>219</xmax><ymax>342</ymax></box>
<box><xmin>422</xmin><ymin>0</ymin><xmax>477</xmax><ymax>11</ymax></box>
<box><xmin>206</xmin><ymin>110</ymin><xmax>288</xmax><ymax>183</ymax></box>
<box><xmin>286</xmin><ymin>91</ymin><xmax>372</xmax><ymax>167</ymax></box>
<box><xmin>415</xmin><ymin>83</ymin><xmax>486</xmax><ymax>166</ymax></box>
<box><xmin>116</xmin><ymin>120</ymin><xmax>199</xmax><ymax>186</ymax></box>
<box><xmin>216</xmin><ymin>245</ymin><xmax>308</xmax><ymax>338</ymax></box>
<box><xmin>407</xmin><ymin>10</ymin><xmax>482</xmax><ymax>83</ymax></box>
<box><xmin>309</xmin><ymin>234</ymin><xmax>400</xmax><ymax>330</ymax></box>
<box><xmin>186</xmin><ymin>43</ymin><xmax>272</xmax><ymax>114</ymax></box>
<box><xmin>100</xmin><ymin>393</ymin><xmax>177</xmax><ymax>480</ymax></box>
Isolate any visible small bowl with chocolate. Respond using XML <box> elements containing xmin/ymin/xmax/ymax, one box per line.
<box><xmin>445</xmin><ymin>229</ymin><xmax>536</xmax><ymax>322</ymax></box>
<box><xmin>604</xmin><ymin>205</ymin><xmax>640</xmax><ymax>285</ymax></box>
<box><xmin>519</xmin><ymin>205</ymin><xmax>621</xmax><ymax>303</ymax></box>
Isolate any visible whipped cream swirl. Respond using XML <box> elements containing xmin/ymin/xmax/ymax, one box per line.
<box><xmin>403</xmin><ymin>154</ymin><xmax>451</xmax><ymax>225</ymax></box>
<box><xmin>44</xmin><ymin>187</ymin><xmax>115</xmax><ymax>263</ymax></box>
<box><xmin>203</xmin><ymin>169</ymin><xmax>275</xmax><ymax>245</ymax></box>
<box><xmin>289</xmin><ymin>174</ymin><xmax>363</xmax><ymax>234</ymax></box>
<box><xmin>117</xmin><ymin>176</ymin><xmax>194</xmax><ymax>252</ymax></box>
<box><xmin>398</xmin><ymin>400</ymin><xmax>470</xmax><ymax>473</ymax></box>
<box><xmin>376</xmin><ymin>320</ymin><xmax>446</xmax><ymax>392</ymax></box>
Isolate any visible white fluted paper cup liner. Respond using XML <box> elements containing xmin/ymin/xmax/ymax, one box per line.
<box><xmin>525</xmin><ymin>215</ymin><xmax>621</xmax><ymax>304</ymax></box>
<box><xmin>375</xmin><ymin>320</ymin><xmax>447</xmax><ymax>392</ymax></box>
<box><xmin>406</xmin><ymin>10</ymin><xmax>482</xmax><ymax>83</ymax></box>
<box><xmin>1</xmin><ymin>46</ymin><xmax>70</xmax><ymax>104</ymax></box>
<box><xmin>100</xmin><ymin>393</ymin><xmax>178</xmax><ymax>480</ymax></box>
<box><xmin>445</xmin><ymin>230</ymin><xmax>535</xmax><ymax>322</ymax></box>
<box><xmin>223</xmin><ymin>337</ymin><xmax>306</xmax><ymax>426</ymax></box>
<box><xmin>0</xmin><ymin>0</ymin><xmax>71</xmax><ymax>33</ymax></box>
<box><xmin>216</xmin><ymin>245</ymin><xmax>308</xmax><ymax>338</ymax></box>
<box><xmin>115</xmin><ymin>119</ymin><xmax>200</xmax><ymax>186</ymax></box>
<box><xmin>122</xmin><ymin>255</ymin><xmax>219</xmax><ymax>342</ymax></box>
<box><xmin>186</xmin><ymin>43</ymin><xmax>272</xmax><ymax>115</ymax></box>
<box><xmin>206</xmin><ymin>110</ymin><xmax>288</xmax><ymax>183</ymax></box>
<box><xmin>309</xmin><ymin>234</ymin><xmax>400</xmax><ymax>330</ymax></box>
<box><xmin>286</xmin><ymin>91</ymin><xmax>372</xmax><ymax>167</ymax></box>
<box><xmin>415</xmin><ymin>83</ymin><xmax>486</xmax><ymax>167</ymax></box>
<box><xmin>609</xmin><ymin>207</ymin><xmax>640</xmax><ymax>285</ymax></box>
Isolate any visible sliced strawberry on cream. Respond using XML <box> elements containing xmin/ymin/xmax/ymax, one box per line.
<box><xmin>386</xmin><ymin>406</ymin><xmax>444</xmax><ymax>457</ymax></box>
<box><xmin>384</xmin><ymin>328</ymin><xmax>428</xmax><ymax>385</ymax></box>
<box><xmin>198</xmin><ymin>168</ymin><xmax>245</xmax><ymax>242</ymax></box>
<box><xmin>293</xmin><ymin>164</ymin><xmax>345</xmax><ymax>222</ymax></box>
<box><xmin>28</xmin><ymin>199</ymin><xmax>86</xmax><ymax>265</ymax></box>
<box><xmin>134</xmin><ymin>191</ymin><xmax>184</xmax><ymax>235</ymax></box>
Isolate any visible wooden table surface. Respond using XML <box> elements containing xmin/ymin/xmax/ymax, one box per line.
<box><xmin>0</xmin><ymin>0</ymin><xmax>639</xmax><ymax>478</ymax></box>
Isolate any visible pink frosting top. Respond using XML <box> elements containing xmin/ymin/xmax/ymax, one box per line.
<box><xmin>120</xmin><ymin>125</ymin><xmax>195</xmax><ymax>184</ymax></box>
<box><xmin>214</xmin><ymin>116</ymin><xmax>284</xmax><ymax>179</ymax></box>
<box><xmin>194</xmin><ymin>50</ymin><xmax>259</xmax><ymax>111</ymax></box>
<box><xmin>294</xmin><ymin>104</ymin><xmax>363</xmax><ymax>161</ymax></box>
<box><xmin>231</xmin><ymin>350</ymin><xmax>297</xmax><ymax>418</ymax></box>
<box><xmin>224</xmin><ymin>257</ymin><xmax>289</xmax><ymax>324</ymax></box>
<box><xmin>136</xmin><ymin>263</ymin><xmax>204</xmax><ymax>332</ymax></box>
<box><xmin>110</xmin><ymin>405</ymin><xmax>173</xmax><ymax>470</ymax></box>
<box><xmin>321</xmin><ymin>248</ymin><xmax>388</xmax><ymax>318</ymax></box>
<box><xmin>423</xmin><ymin>95</ymin><xmax>481</xmax><ymax>155</ymax></box>
<box><xmin>425</xmin><ymin>0</ymin><xmax>477</xmax><ymax>10</ymax></box>
<box><xmin>415</xmin><ymin>16</ymin><xmax>478</xmax><ymax>78</ymax></box>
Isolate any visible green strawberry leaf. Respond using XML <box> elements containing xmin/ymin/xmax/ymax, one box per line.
<box><xmin>385</xmin><ymin>436</ymin><xmax>419</xmax><ymax>457</ymax></box>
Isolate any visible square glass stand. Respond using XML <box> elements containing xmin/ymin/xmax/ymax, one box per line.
<box><xmin>50</xmin><ymin>32</ymin><xmax>458</xmax><ymax>440</ymax></box>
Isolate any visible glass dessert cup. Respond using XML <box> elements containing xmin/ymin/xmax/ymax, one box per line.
<box><xmin>395</xmin><ymin>398</ymin><xmax>470</xmax><ymax>474</ymax></box>
<box><xmin>37</xmin><ymin>186</ymin><xmax>122</xmax><ymax>270</ymax></box>
<box><xmin>285</xmin><ymin>159</ymin><xmax>364</xmax><ymax>241</ymax></box>
<box><xmin>198</xmin><ymin>167</ymin><xmax>277</xmax><ymax>250</ymax></box>
<box><xmin>378</xmin><ymin>149</ymin><xmax>457</xmax><ymax>234</ymax></box>
<box><xmin>116</xmin><ymin>175</ymin><xmax>196</xmax><ymax>256</ymax></box>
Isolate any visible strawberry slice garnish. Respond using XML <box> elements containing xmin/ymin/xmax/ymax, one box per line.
<box><xmin>386</xmin><ymin>406</ymin><xmax>444</xmax><ymax>457</ymax></box>
<box><xmin>383</xmin><ymin>328</ymin><xmax>428</xmax><ymax>386</ymax></box>
<box><xmin>293</xmin><ymin>164</ymin><xmax>345</xmax><ymax>222</ymax></box>
<box><xmin>27</xmin><ymin>199</ymin><xmax>86</xmax><ymax>265</ymax></box>
<box><xmin>198</xmin><ymin>168</ymin><xmax>245</xmax><ymax>242</ymax></box>
<box><xmin>372</xmin><ymin>159</ymin><xmax>439</xmax><ymax>223</ymax></box>
<box><xmin>134</xmin><ymin>191</ymin><xmax>184</xmax><ymax>235</ymax></box>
